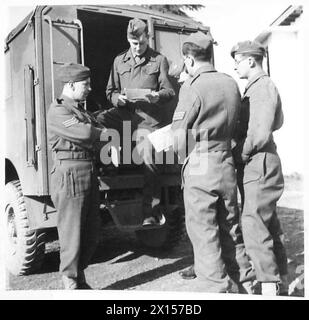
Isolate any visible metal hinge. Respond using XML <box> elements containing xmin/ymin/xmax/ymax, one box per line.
<box><xmin>33</xmin><ymin>78</ymin><xmax>39</xmax><ymax>86</ymax></box>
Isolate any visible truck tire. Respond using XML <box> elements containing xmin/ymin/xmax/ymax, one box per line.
<box><xmin>135</xmin><ymin>206</ymin><xmax>187</xmax><ymax>250</ymax></box>
<box><xmin>5</xmin><ymin>180</ymin><xmax>45</xmax><ymax>275</ymax></box>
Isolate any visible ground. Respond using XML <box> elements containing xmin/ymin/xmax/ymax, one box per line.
<box><xmin>6</xmin><ymin>175</ymin><xmax>304</xmax><ymax>297</ymax></box>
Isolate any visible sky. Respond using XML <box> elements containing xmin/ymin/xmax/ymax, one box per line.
<box><xmin>185</xmin><ymin>0</ymin><xmax>300</xmax><ymax>79</ymax></box>
<box><xmin>3</xmin><ymin>0</ymin><xmax>302</xmax><ymax>37</ymax></box>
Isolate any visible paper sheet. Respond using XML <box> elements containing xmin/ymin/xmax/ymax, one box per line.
<box><xmin>124</xmin><ymin>88</ymin><xmax>151</xmax><ymax>101</ymax></box>
<box><xmin>147</xmin><ymin>124</ymin><xmax>173</xmax><ymax>153</ymax></box>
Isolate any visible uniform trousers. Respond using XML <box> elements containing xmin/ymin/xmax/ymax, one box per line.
<box><xmin>183</xmin><ymin>150</ymin><xmax>254</xmax><ymax>292</ymax></box>
<box><xmin>134</xmin><ymin>132</ymin><xmax>163</xmax><ymax>218</ymax></box>
<box><xmin>238</xmin><ymin>151</ymin><xmax>288</xmax><ymax>282</ymax></box>
<box><xmin>97</xmin><ymin>107</ymin><xmax>163</xmax><ymax>218</ymax></box>
<box><xmin>50</xmin><ymin>159</ymin><xmax>100</xmax><ymax>278</ymax></box>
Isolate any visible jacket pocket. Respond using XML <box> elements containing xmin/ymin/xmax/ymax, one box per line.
<box><xmin>144</xmin><ymin>64</ymin><xmax>159</xmax><ymax>75</ymax></box>
<box><xmin>118</xmin><ymin>65</ymin><xmax>131</xmax><ymax>75</ymax></box>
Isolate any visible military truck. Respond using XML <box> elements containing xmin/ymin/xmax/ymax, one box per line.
<box><xmin>4</xmin><ymin>5</ymin><xmax>211</xmax><ymax>275</ymax></box>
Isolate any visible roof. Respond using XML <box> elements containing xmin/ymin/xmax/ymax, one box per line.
<box><xmin>5</xmin><ymin>8</ymin><xmax>36</xmax><ymax>46</ymax></box>
<box><xmin>93</xmin><ymin>5</ymin><xmax>207</xmax><ymax>28</ymax></box>
<box><xmin>5</xmin><ymin>5</ymin><xmax>208</xmax><ymax>46</ymax></box>
<box><xmin>270</xmin><ymin>5</ymin><xmax>303</xmax><ymax>26</ymax></box>
<box><xmin>255</xmin><ymin>5</ymin><xmax>303</xmax><ymax>44</ymax></box>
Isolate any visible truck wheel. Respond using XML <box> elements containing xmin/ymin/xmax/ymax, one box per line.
<box><xmin>5</xmin><ymin>180</ymin><xmax>46</xmax><ymax>275</ymax></box>
<box><xmin>135</xmin><ymin>206</ymin><xmax>187</xmax><ymax>250</ymax></box>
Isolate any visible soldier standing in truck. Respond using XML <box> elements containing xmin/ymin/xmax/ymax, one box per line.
<box><xmin>47</xmin><ymin>63</ymin><xmax>106</xmax><ymax>289</ymax></box>
<box><xmin>104</xmin><ymin>18</ymin><xmax>175</xmax><ymax>226</ymax></box>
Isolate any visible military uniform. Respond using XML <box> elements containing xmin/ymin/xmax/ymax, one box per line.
<box><xmin>231</xmin><ymin>42</ymin><xmax>288</xmax><ymax>285</ymax></box>
<box><xmin>104</xmin><ymin>18</ymin><xmax>175</xmax><ymax>221</ymax></box>
<box><xmin>47</xmin><ymin>64</ymin><xmax>104</xmax><ymax>286</ymax></box>
<box><xmin>171</xmin><ymin>32</ymin><xmax>254</xmax><ymax>293</ymax></box>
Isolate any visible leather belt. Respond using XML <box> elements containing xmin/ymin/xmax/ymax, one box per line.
<box><xmin>53</xmin><ymin>151</ymin><xmax>95</xmax><ymax>160</ymax></box>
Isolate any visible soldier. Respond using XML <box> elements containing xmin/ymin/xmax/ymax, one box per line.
<box><xmin>169</xmin><ymin>65</ymin><xmax>198</xmax><ymax>281</ymax></box>
<box><xmin>47</xmin><ymin>63</ymin><xmax>105</xmax><ymax>289</ymax></box>
<box><xmin>231</xmin><ymin>40</ymin><xmax>288</xmax><ymax>296</ymax></box>
<box><xmin>105</xmin><ymin>18</ymin><xmax>175</xmax><ymax>226</ymax></box>
<box><xmin>171</xmin><ymin>32</ymin><xmax>254</xmax><ymax>293</ymax></box>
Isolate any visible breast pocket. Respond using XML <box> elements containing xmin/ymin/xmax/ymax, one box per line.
<box><xmin>142</xmin><ymin>64</ymin><xmax>160</xmax><ymax>88</ymax></box>
<box><xmin>118</xmin><ymin>65</ymin><xmax>131</xmax><ymax>76</ymax></box>
<box><xmin>144</xmin><ymin>64</ymin><xmax>159</xmax><ymax>75</ymax></box>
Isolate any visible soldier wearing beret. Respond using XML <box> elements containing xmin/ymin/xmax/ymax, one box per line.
<box><xmin>171</xmin><ymin>32</ymin><xmax>254</xmax><ymax>293</ymax></box>
<box><xmin>104</xmin><ymin>18</ymin><xmax>175</xmax><ymax>226</ymax></box>
<box><xmin>231</xmin><ymin>40</ymin><xmax>288</xmax><ymax>295</ymax></box>
<box><xmin>47</xmin><ymin>63</ymin><xmax>106</xmax><ymax>289</ymax></box>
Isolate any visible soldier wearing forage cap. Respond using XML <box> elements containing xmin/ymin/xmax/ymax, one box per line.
<box><xmin>231</xmin><ymin>40</ymin><xmax>288</xmax><ymax>296</ymax></box>
<box><xmin>104</xmin><ymin>18</ymin><xmax>175</xmax><ymax>226</ymax></box>
<box><xmin>47</xmin><ymin>63</ymin><xmax>106</xmax><ymax>289</ymax></box>
<box><xmin>171</xmin><ymin>31</ymin><xmax>254</xmax><ymax>293</ymax></box>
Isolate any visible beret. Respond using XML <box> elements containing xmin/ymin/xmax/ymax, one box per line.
<box><xmin>230</xmin><ymin>40</ymin><xmax>266</xmax><ymax>58</ymax></box>
<box><xmin>183</xmin><ymin>31</ymin><xmax>214</xmax><ymax>50</ymax></box>
<box><xmin>58</xmin><ymin>63</ymin><xmax>90</xmax><ymax>83</ymax></box>
<box><xmin>127</xmin><ymin>18</ymin><xmax>148</xmax><ymax>39</ymax></box>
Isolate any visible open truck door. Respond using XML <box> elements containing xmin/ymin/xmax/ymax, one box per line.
<box><xmin>5</xmin><ymin>5</ymin><xmax>210</xmax><ymax>275</ymax></box>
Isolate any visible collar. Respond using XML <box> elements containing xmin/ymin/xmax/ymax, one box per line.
<box><xmin>245</xmin><ymin>71</ymin><xmax>268</xmax><ymax>91</ymax></box>
<box><xmin>123</xmin><ymin>49</ymin><xmax>133</xmax><ymax>62</ymax></box>
<box><xmin>190</xmin><ymin>64</ymin><xmax>216</xmax><ymax>85</ymax></box>
<box><xmin>59</xmin><ymin>94</ymin><xmax>79</xmax><ymax>109</ymax></box>
<box><xmin>59</xmin><ymin>94</ymin><xmax>87</xmax><ymax>122</ymax></box>
<box><xmin>123</xmin><ymin>46</ymin><xmax>156</xmax><ymax>63</ymax></box>
<box><xmin>143</xmin><ymin>47</ymin><xmax>156</xmax><ymax>62</ymax></box>
<box><xmin>58</xmin><ymin>95</ymin><xmax>87</xmax><ymax>113</ymax></box>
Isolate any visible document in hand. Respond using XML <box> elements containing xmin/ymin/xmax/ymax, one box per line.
<box><xmin>147</xmin><ymin>124</ymin><xmax>173</xmax><ymax>153</ymax></box>
<box><xmin>124</xmin><ymin>88</ymin><xmax>151</xmax><ymax>101</ymax></box>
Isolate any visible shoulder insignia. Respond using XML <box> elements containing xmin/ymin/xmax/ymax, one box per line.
<box><xmin>173</xmin><ymin>111</ymin><xmax>186</xmax><ymax>121</ymax></box>
<box><xmin>62</xmin><ymin>116</ymin><xmax>80</xmax><ymax>128</ymax></box>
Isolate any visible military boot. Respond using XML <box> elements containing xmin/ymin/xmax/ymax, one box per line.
<box><xmin>62</xmin><ymin>275</ymin><xmax>78</xmax><ymax>290</ymax></box>
<box><xmin>279</xmin><ymin>275</ymin><xmax>289</xmax><ymax>296</ymax></box>
<box><xmin>78</xmin><ymin>270</ymin><xmax>92</xmax><ymax>289</ymax></box>
<box><xmin>238</xmin><ymin>280</ymin><xmax>255</xmax><ymax>294</ymax></box>
<box><xmin>179</xmin><ymin>265</ymin><xmax>196</xmax><ymax>280</ymax></box>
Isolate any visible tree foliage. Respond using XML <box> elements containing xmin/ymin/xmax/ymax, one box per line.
<box><xmin>142</xmin><ymin>5</ymin><xmax>204</xmax><ymax>17</ymax></box>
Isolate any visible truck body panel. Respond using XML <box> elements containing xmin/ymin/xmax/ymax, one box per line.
<box><xmin>5</xmin><ymin>5</ymin><xmax>210</xmax><ymax>230</ymax></box>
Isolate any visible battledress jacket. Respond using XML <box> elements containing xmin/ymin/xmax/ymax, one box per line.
<box><xmin>106</xmin><ymin>46</ymin><xmax>175</xmax><ymax>128</ymax></box>
<box><xmin>47</xmin><ymin>95</ymin><xmax>104</xmax><ymax>158</ymax></box>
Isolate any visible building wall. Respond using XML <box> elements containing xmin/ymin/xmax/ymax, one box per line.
<box><xmin>264</xmin><ymin>12</ymin><xmax>306</xmax><ymax>175</ymax></box>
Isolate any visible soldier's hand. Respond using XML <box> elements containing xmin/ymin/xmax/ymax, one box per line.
<box><xmin>145</xmin><ymin>91</ymin><xmax>160</xmax><ymax>104</ymax></box>
<box><xmin>178</xmin><ymin>71</ymin><xmax>190</xmax><ymax>84</ymax></box>
<box><xmin>241</xmin><ymin>153</ymin><xmax>250</xmax><ymax>164</ymax></box>
<box><xmin>117</xmin><ymin>94</ymin><xmax>128</xmax><ymax>107</ymax></box>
